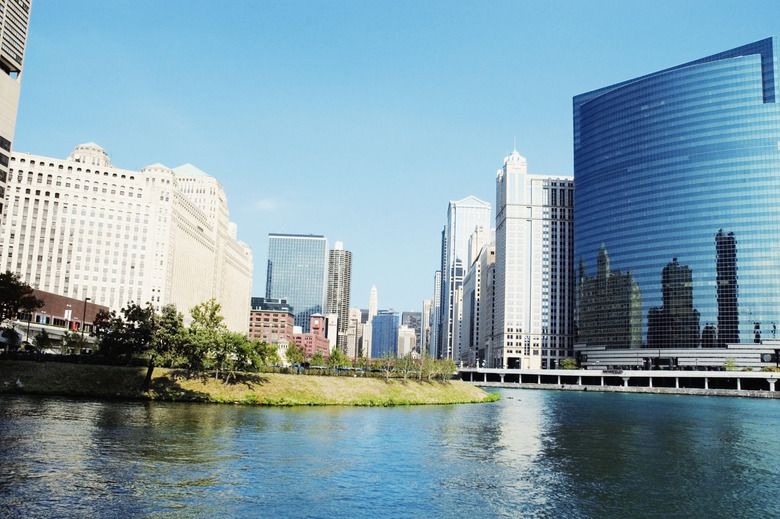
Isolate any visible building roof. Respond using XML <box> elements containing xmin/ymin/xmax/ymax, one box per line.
<box><xmin>173</xmin><ymin>163</ymin><xmax>211</xmax><ymax>178</ymax></box>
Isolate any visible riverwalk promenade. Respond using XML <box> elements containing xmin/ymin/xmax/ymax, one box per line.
<box><xmin>458</xmin><ymin>367</ymin><xmax>780</xmax><ymax>399</ymax></box>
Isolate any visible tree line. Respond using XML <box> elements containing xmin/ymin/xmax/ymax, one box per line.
<box><xmin>2</xmin><ymin>271</ymin><xmax>458</xmax><ymax>383</ymax></box>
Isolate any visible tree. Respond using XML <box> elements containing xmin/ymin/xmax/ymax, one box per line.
<box><xmin>380</xmin><ymin>352</ymin><xmax>396</xmax><ymax>380</ymax></box>
<box><xmin>93</xmin><ymin>302</ymin><xmax>155</xmax><ymax>365</ymax></box>
<box><xmin>354</xmin><ymin>355</ymin><xmax>370</xmax><ymax>371</ymax></box>
<box><xmin>436</xmin><ymin>357</ymin><xmax>457</xmax><ymax>382</ymax></box>
<box><xmin>190</xmin><ymin>299</ymin><xmax>226</xmax><ymax>332</ymax></box>
<box><xmin>0</xmin><ymin>271</ymin><xmax>44</xmax><ymax>322</ymax></box>
<box><xmin>1</xmin><ymin>327</ymin><xmax>21</xmax><ymax>351</ymax></box>
<box><xmin>188</xmin><ymin>299</ymin><xmax>227</xmax><ymax>377</ymax></box>
<box><xmin>33</xmin><ymin>329</ymin><xmax>52</xmax><ymax>352</ymax></box>
<box><xmin>328</xmin><ymin>347</ymin><xmax>351</xmax><ymax>369</ymax></box>
<box><xmin>285</xmin><ymin>342</ymin><xmax>305</xmax><ymax>367</ymax></box>
<box><xmin>218</xmin><ymin>331</ymin><xmax>252</xmax><ymax>383</ymax></box>
<box><xmin>420</xmin><ymin>353</ymin><xmax>437</xmax><ymax>381</ymax></box>
<box><xmin>559</xmin><ymin>358</ymin><xmax>578</xmax><ymax>370</ymax></box>
<box><xmin>310</xmin><ymin>350</ymin><xmax>326</xmax><ymax>367</ymax></box>
<box><xmin>723</xmin><ymin>357</ymin><xmax>738</xmax><ymax>371</ymax></box>
<box><xmin>93</xmin><ymin>309</ymin><xmax>131</xmax><ymax>361</ymax></box>
<box><xmin>142</xmin><ymin>304</ymin><xmax>186</xmax><ymax>389</ymax></box>
<box><xmin>397</xmin><ymin>353</ymin><xmax>416</xmax><ymax>381</ymax></box>
<box><xmin>61</xmin><ymin>330</ymin><xmax>86</xmax><ymax>354</ymax></box>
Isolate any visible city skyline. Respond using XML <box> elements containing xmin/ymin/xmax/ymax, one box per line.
<box><xmin>11</xmin><ymin>1</ymin><xmax>780</xmax><ymax>313</ymax></box>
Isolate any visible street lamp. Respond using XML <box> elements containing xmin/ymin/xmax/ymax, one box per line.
<box><xmin>81</xmin><ymin>297</ymin><xmax>90</xmax><ymax>353</ymax></box>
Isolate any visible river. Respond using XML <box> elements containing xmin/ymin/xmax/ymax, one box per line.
<box><xmin>1</xmin><ymin>389</ymin><xmax>778</xmax><ymax>518</ymax></box>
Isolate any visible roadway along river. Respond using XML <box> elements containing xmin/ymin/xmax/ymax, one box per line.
<box><xmin>1</xmin><ymin>389</ymin><xmax>778</xmax><ymax>518</ymax></box>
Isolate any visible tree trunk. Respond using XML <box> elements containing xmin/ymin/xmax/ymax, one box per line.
<box><xmin>142</xmin><ymin>357</ymin><xmax>154</xmax><ymax>391</ymax></box>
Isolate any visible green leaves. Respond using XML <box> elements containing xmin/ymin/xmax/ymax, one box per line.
<box><xmin>0</xmin><ymin>270</ymin><xmax>43</xmax><ymax>322</ymax></box>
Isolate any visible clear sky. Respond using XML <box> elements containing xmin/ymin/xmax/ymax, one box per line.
<box><xmin>13</xmin><ymin>0</ymin><xmax>780</xmax><ymax>313</ymax></box>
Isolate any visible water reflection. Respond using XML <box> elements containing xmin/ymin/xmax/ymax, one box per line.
<box><xmin>1</xmin><ymin>392</ymin><xmax>779</xmax><ymax>518</ymax></box>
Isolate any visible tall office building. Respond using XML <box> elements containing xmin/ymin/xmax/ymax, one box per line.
<box><xmin>345</xmin><ymin>307</ymin><xmax>363</xmax><ymax>358</ymax></box>
<box><xmin>574</xmin><ymin>37</ymin><xmax>780</xmax><ymax>348</ymax></box>
<box><xmin>440</xmin><ymin>196</ymin><xmax>491</xmax><ymax>359</ymax></box>
<box><xmin>401</xmin><ymin>311</ymin><xmax>421</xmax><ymax>351</ymax></box>
<box><xmin>362</xmin><ymin>284</ymin><xmax>378</xmax><ymax>357</ymax></box>
<box><xmin>326</xmin><ymin>241</ymin><xmax>352</xmax><ymax>350</ymax></box>
<box><xmin>494</xmin><ymin>150</ymin><xmax>574</xmax><ymax>369</ymax></box>
<box><xmin>0</xmin><ymin>143</ymin><xmax>253</xmax><ymax>331</ymax></box>
<box><xmin>458</xmin><ymin>229</ymin><xmax>495</xmax><ymax>365</ymax></box>
<box><xmin>371</xmin><ymin>309</ymin><xmax>399</xmax><ymax>358</ymax></box>
<box><xmin>430</xmin><ymin>269</ymin><xmax>442</xmax><ymax>357</ymax></box>
<box><xmin>266</xmin><ymin>233</ymin><xmax>328</xmax><ymax>332</ymax></box>
<box><xmin>0</xmin><ymin>0</ymin><xmax>31</xmax><ymax>222</ymax></box>
<box><xmin>420</xmin><ymin>299</ymin><xmax>431</xmax><ymax>356</ymax></box>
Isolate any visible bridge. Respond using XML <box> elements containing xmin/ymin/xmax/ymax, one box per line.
<box><xmin>457</xmin><ymin>367</ymin><xmax>780</xmax><ymax>398</ymax></box>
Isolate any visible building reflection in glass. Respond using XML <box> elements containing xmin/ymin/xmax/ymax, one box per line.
<box><xmin>647</xmin><ymin>258</ymin><xmax>700</xmax><ymax>348</ymax></box>
<box><xmin>576</xmin><ymin>246</ymin><xmax>642</xmax><ymax>349</ymax></box>
<box><xmin>716</xmin><ymin>229</ymin><xmax>739</xmax><ymax>346</ymax></box>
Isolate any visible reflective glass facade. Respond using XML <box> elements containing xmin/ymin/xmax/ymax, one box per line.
<box><xmin>574</xmin><ymin>38</ymin><xmax>780</xmax><ymax>348</ymax></box>
<box><xmin>265</xmin><ymin>234</ymin><xmax>328</xmax><ymax>332</ymax></box>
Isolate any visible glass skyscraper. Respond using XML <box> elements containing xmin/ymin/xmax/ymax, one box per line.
<box><xmin>371</xmin><ymin>310</ymin><xmax>399</xmax><ymax>359</ymax></box>
<box><xmin>574</xmin><ymin>37</ymin><xmax>780</xmax><ymax>349</ymax></box>
<box><xmin>266</xmin><ymin>234</ymin><xmax>328</xmax><ymax>332</ymax></box>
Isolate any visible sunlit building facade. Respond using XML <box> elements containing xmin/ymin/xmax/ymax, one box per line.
<box><xmin>494</xmin><ymin>150</ymin><xmax>574</xmax><ymax>369</ymax></box>
<box><xmin>574</xmin><ymin>37</ymin><xmax>780</xmax><ymax>349</ymax></box>
<box><xmin>0</xmin><ymin>0</ymin><xmax>31</xmax><ymax>223</ymax></box>
<box><xmin>440</xmin><ymin>196</ymin><xmax>491</xmax><ymax>359</ymax></box>
<box><xmin>0</xmin><ymin>143</ymin><xmax>253</xmax><ymax>332</ymax></box>
<box><xmin>325</xmin><ymin>241</ymin><xmax>352</xmax><ymax>350</ymax></box>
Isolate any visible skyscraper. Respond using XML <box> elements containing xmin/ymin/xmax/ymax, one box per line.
<box><xmin>266</xmin><ymin>233</ymin><xmax>328</xmax><ymax>332</ymax></box>
<box><xmin>440</xmin><ymin>196</ymin><xmax>491</xmax><ymax>359</ymax></box>
<box><xmin>0</xmin><ymin>0</ymin><xmax>31</xmax><ymax>222</ymax></box>
<box><xmin>326</xmin><ymin>241</ymin><xmax>352</xmax><ymax>350</ymax></box>
<box><xmin>362</xmin><ymin>285</ymin><xmax>378</xmax><ymax>358</ymax></box>
<box><xmin>574</xmin><ymin>37</ymin><xmax>780</xmax><ymax>348</ymax></box>
<box><xmin>371</xmin><ymin>309</ymin><xmax>399</xmax><ymax>359</ymax></box>
<box><xmin>494</xmin><ymin>150</ymin><xmax>574</xmax><ymax>369</ymax></box>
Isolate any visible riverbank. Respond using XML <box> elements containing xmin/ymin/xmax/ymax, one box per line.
<box><xmin>0</xmin><ymin>360</ymin><xmax>498</xmax><ymax>406</ymax></box>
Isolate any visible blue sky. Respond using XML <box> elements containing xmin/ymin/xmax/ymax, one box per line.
<box><xmin>13</xmin><ymin>0</ymin><xmax>780</xmax><ymax>313</ymax></box>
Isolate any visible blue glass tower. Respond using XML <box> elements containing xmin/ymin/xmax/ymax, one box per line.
<box><xmin>266</xmin><ymin>234</ymin><xmax>328</xmax><ymax>332</ymax></box>
<box><xmin>371</xmin><ymin>310</ymin><xmax>399</xmax><ymax>358</ymax></box>
<box><xmin>574</xmin><ymin>38</ymin><xmax>780</xmax><ymax>348</ymax></box>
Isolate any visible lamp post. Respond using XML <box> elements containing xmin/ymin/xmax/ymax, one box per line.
<box><xmin>81</xmin><ymin>297</ymin><xmax>90</xmax><ymax>353</ymax></box>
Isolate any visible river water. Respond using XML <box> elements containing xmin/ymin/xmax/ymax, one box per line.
<box><xmin>1</xmin><ymin>389</ymin><xmax>778</xmax><ymax>518</ymax></box>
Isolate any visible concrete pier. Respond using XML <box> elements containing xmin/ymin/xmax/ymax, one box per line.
<box><xmin>458</xmin><ymin>367</ymin><xmax>780</xmax><ymax>399</ymax></box>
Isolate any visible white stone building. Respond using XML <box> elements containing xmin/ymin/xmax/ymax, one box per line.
<box><xmin>397</xmin><ymin>324</ymin><xmax>416</xmax><ymax>356</ymax></box>
<box><xmin>493</xmin><ymin>149</ymin><xmax>574</xmax><ymax>369</ymax></box>
<box><xmin>0</xmin><ymin>143</ymin><xmax>253</xmax><ymax>332</ymax></box>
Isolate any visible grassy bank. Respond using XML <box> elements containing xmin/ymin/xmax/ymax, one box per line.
<box><xmin>0</xmin><ymin>360</ymin><xmax>499</xmax><ymax>406</ymax></box>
